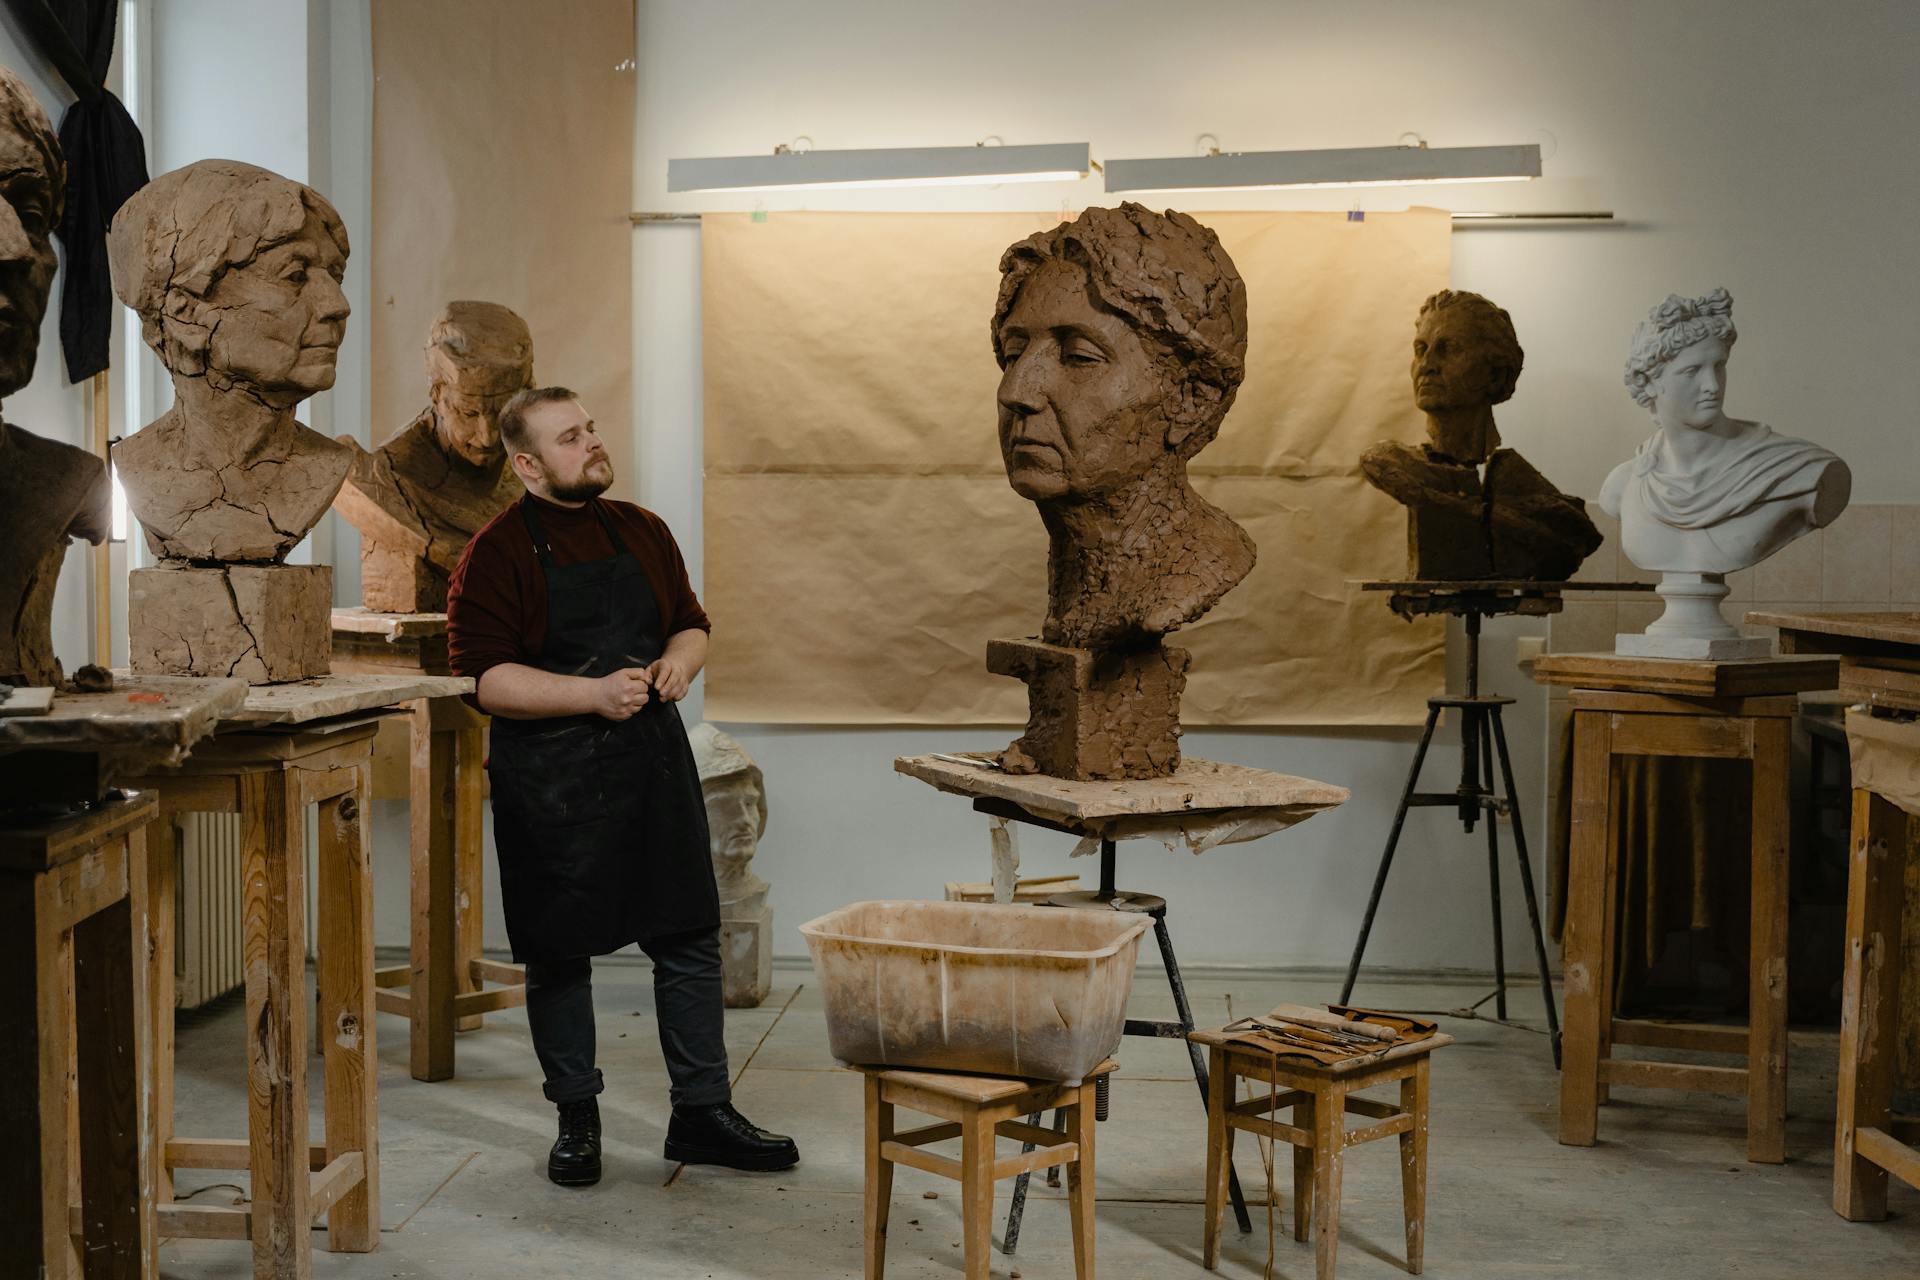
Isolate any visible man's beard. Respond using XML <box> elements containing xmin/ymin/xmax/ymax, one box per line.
<box><xmin>544</xmin><ymin>459</ymin><xmax>612</xmax><ymax>503</ymax></box>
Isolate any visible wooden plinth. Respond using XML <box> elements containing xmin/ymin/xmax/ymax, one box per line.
<box><xmin>854</xmin><ymin>1060</ymin><xmax>1113</xmax><ymax>1280</ymax></box>
<box><xmin>1191</xmin><ymin>1029</ymin><xmax>1450</xmax><ymax>1279</ymax></box>
<box><xmin>331</xmin><ymin>611</ymin><xmax>523</xmax><ymax>1082</ymax></box>
<box><xmin>0</xmin><ymin>792</ymin><xmax>159</xmax><ymax>1280</ymax></box>
<box><xmin>125</xmin><ymin>719</ymin><xmax>386</xmax><ymax>1279</ymax></box>
<box><xmin>1548</xmin><ymin>669</ymin><xmax>1799</xmax><ymax>1163</ymax></box>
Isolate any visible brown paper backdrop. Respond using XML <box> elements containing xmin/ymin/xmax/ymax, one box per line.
<box><xmin>702</xmin><ymin>211</ymin><xmax>1449</xmax><ymax>726</ymax></box>
<box><xmin>369</xmin><ymin>2</ymin><xmax>633</xmax><ymax>490</ymax></box>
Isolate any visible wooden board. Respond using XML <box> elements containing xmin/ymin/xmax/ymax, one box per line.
<box><xmin>1747</xmin><ymin>610</ymin><xmax>1920</xmax><ymax>648</ymax></box>
<box><xmin>0</xmin><ymin>676</ymin><xmax>245</xmax><ymax>780</ymax></box>
<box><xmin>894</xmin><ymin>753</ymin><xmax>1349</xmax><ymax>824</ymax></box>
<box><xmin>1531</xmin><ymin>651</ymin><xmax>1838</xmax><ymax>698</ymax></box>
<box><xmin>0</xmin><ymin>686</ymin><xmax>55</xmax><ymax>715</ymax></box>
<box><xmin>226</xmin><ymin>674</ymin><xmax>472</xmax><ymax>725</ymax></box>
<box><xmin>328</xmin><ymin>607</ymin><xmax>449</xmax><ymax>640</ymax></box>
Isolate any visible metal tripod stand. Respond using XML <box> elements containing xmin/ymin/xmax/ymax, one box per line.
<box><xmin>1341</xmin><ymin>585</ymin><xmax>1564</xmax><ymax>1065</ymax></box>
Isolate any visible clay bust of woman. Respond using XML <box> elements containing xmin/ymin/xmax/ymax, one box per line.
<box><xmin>993</xmin><ymin>203</ymin><xmax>1254</xmax><ymax>650</ymax></box>
<box><xmin>1600</xmin><ymin>288</ymin><xmax>1849</xmax><ymax>574</ymax></box>
<box><xmin>109</xmin><ymin>159</ymin><xmax>353</xmax><ymax>563</ymax></box>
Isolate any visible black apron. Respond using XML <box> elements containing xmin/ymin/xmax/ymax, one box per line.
<box><xmin>486</xmin><ymin>495</ymin><xmax>718</xmax><ymax>963</ymax></box>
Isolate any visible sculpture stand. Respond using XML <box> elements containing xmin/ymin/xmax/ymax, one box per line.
<box><xmin>1341</xmin><ymin>580</ymin><xmax>1651</xmax><ymax>1064</ymax></box>
<box><xmin>1616</xmin><ymin>571</ymin><xmax>1770</xmax><ymax>660</ymax></box>
<box><xmin>894</xmin><ymin>753</ymin><xmax>1349</xmax><ymax>1252</ymax></box>
<box><xmin>331</xmin><ymin>608</ymin><xmax>523</xmax><ymax>1079</ymax></box>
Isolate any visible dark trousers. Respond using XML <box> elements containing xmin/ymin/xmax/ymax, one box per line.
<box><xmin>524</xmin><ymin>926</ymin><xmax>732</xmax><ymax>1108</ymax></box>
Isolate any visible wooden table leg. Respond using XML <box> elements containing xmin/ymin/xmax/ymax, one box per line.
<box><xmin>1400</xmin><ymin>1056</ymin><xmax>1429</xmax><ymax>1275</ymax></box>
<box><xmin>408</xmin><ymin>700</ymin><xmax>456</xmax><ymax>1082</ymax></box>
<box><xmin>0</xmin><ymin>869</ymin><xmax>79</xmax><ymax>1279</ymax></box>
<box><xmin>453</xmin><ymin>722</ymin><xmax>488</xmax><ymax>1033</ymax></box>
<box><xmin>1312</xmin><ymin>1080</ymin><xmax>1345</xmax><ymax>1280</ymax></box>
<box><xmin>1748</xmin><ymin>716</ymin><xmax>1791</xmax><ymax>1165</ymax></box>
<box><xmin>243</xmin><ymin>770</ymin><xmax>314</xmax><ymax>1280</ymax></box>
<box><xmin>147</xmin><ymin>812</ymin><xmax>178</xmax><ymax>1208</ymax></box>
<box><xmin>960</xmin><ymin>1110</ymin><xmax>993</xmax><ymax>1280</ymax></box>
<box><xmin>863</xmin><ymin>1075</ymin><xmax>892</xmax><ymax>1280</ymax></box>
<box><xmin>1836</xmin><ymin>787</ymin><xmax>1907</xmax><ymax>1219</ymax></box>
<box><xmin>318</xmin><ymin>764</ymin><xmax>380</xmax><ymax>1250</ymax></box>
<box><xmin>1066</xmin><ymin>1091</ymin><xmax>1096</xmax><ymax>1280</ymax></box>
<box><xmin>1292</xmin><ymin>1095</ymin><xmax>1313</xmax><ymax>1244</ymax></box>
<box><xmin>1560</xmin><ymin>707</ymin><xmax>1612</xmax><ymax>1146</ymax></box>
<box><xmin>1203</xmin><ymin>1046</ymin><xmax>1229</xmax><ymax>1269</ymax></box>
<box><xmin>74</xmin><ymin>833</ymin><xmax>149</xmax><ymax>1279</ymax></box>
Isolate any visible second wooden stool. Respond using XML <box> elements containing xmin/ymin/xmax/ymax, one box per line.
<box><xmin>1194</xmin><ymin>1028</ymin><xmax>1451</xmax><ymax>1280</ymax></box>
<box><xmin>855</xmin><ymin>1059</ymin><xmax>1113</xmax><ymax>1280</ymax></box>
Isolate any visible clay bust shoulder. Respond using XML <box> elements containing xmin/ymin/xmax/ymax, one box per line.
<box><xmin>1599</xmin><ymin>419</ymin><xmax>1844</xmax><ymax>574</ymax></box>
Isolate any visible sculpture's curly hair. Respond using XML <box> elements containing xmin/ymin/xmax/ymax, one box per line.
<box><xmin>108</xmin><ymin>159</ymin><xmax>348</xmax><ymax>377</ymax></box>
<box><xmin>1623</xmin><ymin>288</ymin><xmax>1736</xmax><ymax>409</ymax></box>
<box><xmin>1416</xmin><ymin>289</ymin><xmax>1523</xmax><ymax>405</ymax></box>
<box><xmin>993</xmin><ymin>202</ymin><xmax>1248</xmax><ymax>457</ymax></box>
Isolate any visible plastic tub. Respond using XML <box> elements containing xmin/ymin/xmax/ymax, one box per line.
<box><xmin>800</xmin><ymin>899</ymin><xmax>1151</xmax><ymax>1083</ymax></box>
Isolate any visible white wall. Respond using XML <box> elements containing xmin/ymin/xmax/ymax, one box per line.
<box><xmin>632</xmin><ymin>0</ymin><xmax>1920</xmax><ymax>972</ymax></box>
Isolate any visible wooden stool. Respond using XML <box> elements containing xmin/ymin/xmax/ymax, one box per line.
<box><xmin>127</xmin><ymin>717</ymin><xmax>385</xmax><ymax>1280</ymax></box>
<box><xmin>0</xmin><ymin>792</ymin><xmax>158</xmax><ymax>1280</ymax></box>
<box><xmin>1534</xmin><ymin>653</ymin><xmax>1837</xmax><ymax>1164</ymax></box>
<box><xmin>334</xmin><ymin>610</ymin><xmax>525</xmax><ymax>1083</ymax></box>
<box><xmin>855</xmin><ymin>1059</ymin><xmax>1113</xmax><ymax>1280</ymax></box>
<box><xmin>1194</xmin><ymin>1028</ymin><xmax>1449</xmax><ymax>1280</ymax></box>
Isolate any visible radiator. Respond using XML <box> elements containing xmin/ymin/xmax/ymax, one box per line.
<box><xmin>176</xmin><ymin>812</ymin><xmax>246</xmax><ymax>1009</ymax></box>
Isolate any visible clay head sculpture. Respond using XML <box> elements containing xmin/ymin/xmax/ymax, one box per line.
<box><xmin>0</xmin><ymin>68</ymin><xmax>61</xmax><ymax>399</ymax></box>
<box><xmin>992</xmin><ymin>203</ymin><xmax>1254</xmax><ymax>648</ymax></box>
<box><xmin>425</xmin><ymin>300</ymin><xmax>534</xmax><ymax>468</ymax></box>
<box><xmin>109</xmin><ymin>160</ymin><xmax>354</xmax><ymax>563</ymax></box>
<box><xmin>0</xmin><ymin>69</ymin><xmax>109</xmax><ymax>687</ymax></box>
<box><xmin>1601</xmin><ymin>289</ymin><xmax>1850</xmax><ymax>654</ymax></box>
<box><xmin>1410</xmin><ymin>290</ymin><xmax>1522</xmax><ymax>464</ymax></box>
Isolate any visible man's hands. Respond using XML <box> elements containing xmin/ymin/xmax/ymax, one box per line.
<box><xmin>646</xmin><ymin>654</ymin><xmax>693</xmax><ymax>703</ymax></box>
<box><xmin>592</xmin><ymin>667</ymin><xmax>653</xmax><ymax>721</ymax></box>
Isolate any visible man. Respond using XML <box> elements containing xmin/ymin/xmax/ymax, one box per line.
<box><xmin>447</xmin><ymin>386</ymin><xmax>797</xmax><ymax>1186</ymax></box>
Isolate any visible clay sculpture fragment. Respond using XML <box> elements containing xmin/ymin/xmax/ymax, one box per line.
<box><xmin>988</xmin><ymin>203</ymin><xmax>1253</xmax><ymax>780</ymax></box>
<box><xmin>110</xmin><ymin>159</ymin><xmax>352</xmax><ymax>681</ymax></box>
<box><xmin>333</xmin><ymin>301</ymin><xmax>531</xmax><ymax>612</ymax></box>
<box><xmin>690</xmin><ymin>722</ymin><xmax>773</xmax><ymax>1008</ymax></box>
<box><xmin>1601</xmin><ymin>288</ymin><xmax>1850</xmax><ymax>657</ymax></box>
<box><xmin>0</xmin><ymin>68</ymin><xmax>110</xmax><ymax>688</ymax></box>
<box><xmin>1362</xmin><ymin>290</ymin><xmax>1600</xmax><ymax>581</ymax></box>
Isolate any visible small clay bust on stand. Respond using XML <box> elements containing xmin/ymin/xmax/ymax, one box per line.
<box><xmin>0</xmin><ymin>69</ymin><xmax>110</xmax><ymax>689</ymax></box>
<box><xmin>689</xmin><ymin>722</ymin><xmax>773</xmax><ymax>1008</ymax></box>
<box><xmin>109</xmin><ymin>160</ymin><xmax>353</xmax><ymax>682</ymax></box>
<box><xmin>1362</xmin><ymin>290</ymin><xmax>1601</xmax><ymax>580</ymax></box>
<box><xmin>988</xmin><ymin>203</ymin><xmax>1255</xmax><ymax>780</ymax></box>
<box><xmin>333</xmin><ymin>301</ymin><xmax>532</xmax><ymax>612</ymax></box>
<box><xmin>1602</xmin><ymin>288</ymin><xmax>1850</xmax><ymax>658</ymax></box>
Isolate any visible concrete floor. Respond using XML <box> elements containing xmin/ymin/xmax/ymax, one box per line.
<box><xmin>159</xmin><ymin>960</ymin><xmax>1918</xmax><ymax>1279</ymax></box>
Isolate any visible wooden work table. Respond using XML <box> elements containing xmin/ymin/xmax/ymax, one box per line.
<box><xmin>1748</xmin><ymin>611</ymin><xmax>1920</xmax><ymax>1219</ymax></box>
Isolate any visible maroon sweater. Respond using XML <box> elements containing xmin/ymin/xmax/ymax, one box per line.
<box><xmin>447</xmin><ymin>495</ymin><xmax>709</xmax><ymax>706</ymax></box>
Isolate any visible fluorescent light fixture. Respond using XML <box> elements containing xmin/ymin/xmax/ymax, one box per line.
<box><xmin>1104</xmin><ymin>143</ymin><xmax>1541</xmax><ymax>194</ymax></box>
<box><xmin>668</xmin><ymin>142</ymin><xmax>1091</xmax><ymax>192</ymax></box>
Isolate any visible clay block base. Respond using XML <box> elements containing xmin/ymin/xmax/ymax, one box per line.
<box><xmin>360</xmin><ymin>541</ymin><xmax>449</xmax><ymax>614</ymax></box>
<box><xmin>988</xmin><ymin>636</ymin><xmax>1188</xmax><ymax>780</ymax></box>
<box><xmin>720</xmin><ymin>904</ymin><xmax>773</xmax><ymax>1009</ymax></box>
<box><xmin>129</xmin><ymin>564</ymin><xmax>332</xmax><ymax>684</ymax></box>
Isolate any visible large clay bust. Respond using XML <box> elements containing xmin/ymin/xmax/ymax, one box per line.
<box><xmin>1600</xmin><ymin>288</ymin><xmax>1850</xmax><ymax>574</ymax></box>
<box><xmin>109</xmin><ymin>159</ymin><xmax>353</xmax><ymax>563</ymax></box>
<box><xmin>0</xmin><ymin>68</ymin><xmax>110</xmax><ymax>686</ymax></box>
<box><xmin>1361</xmin><ymin>290</ymin><xmax>1599</xmax><ymax>580</ymax></box>
<box><xmin>333</xmin><ymin>300</ymin><xmax>531</xmax><ymax>612</ymax></box>
<box><xmin>993</xmin><ymin>202</ymin><xmax>1254</xmax><ymax>649</ymax></box>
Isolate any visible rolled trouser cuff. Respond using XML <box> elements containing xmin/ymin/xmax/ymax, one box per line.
<box><xmin>542</xmin><ymin>1067</ymin><xmax>605</xmax><ymax>1104</ymax></box>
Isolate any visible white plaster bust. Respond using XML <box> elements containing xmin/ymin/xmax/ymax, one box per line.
<box><xmin>1600</xmin><ymin>288</ymin><xmax>1849</xmax><ymax>573</ymax></box>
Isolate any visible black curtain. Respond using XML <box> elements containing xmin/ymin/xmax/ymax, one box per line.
<box><xmin>4</xmin><ymin>0</ymin><xmax>148</xmax><ymax>383</ymax></box>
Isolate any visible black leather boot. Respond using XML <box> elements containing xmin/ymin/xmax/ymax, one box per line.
<box><xmin>664</xmin><ymin>1102</ymin><xmax>799</xmax><ymax>1172</ymax></box>
<box><xmin>548</xmin><ymin>1097</ymin><xmax>602</xmax><ymax>1187</ymax></box>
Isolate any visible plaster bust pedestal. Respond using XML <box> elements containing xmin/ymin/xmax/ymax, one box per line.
<box><xmin>1601</xmin><ymin>289</ymin><xmax>1850</xmax><ymax>659</ymax></box>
